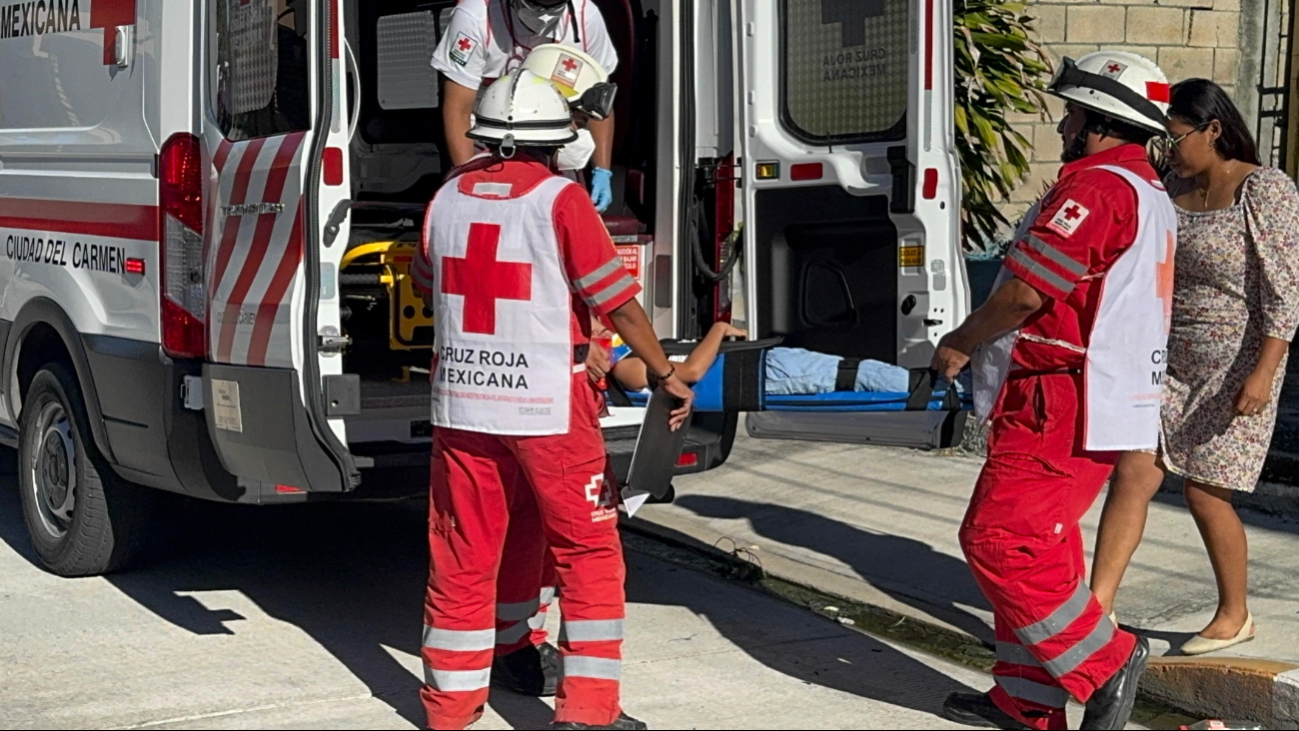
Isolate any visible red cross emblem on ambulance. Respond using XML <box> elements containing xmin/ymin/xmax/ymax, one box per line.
<box><xmin>441</xmin><ymin>223</ymin><xmax>533</xmax><ymax>335</ymax></box>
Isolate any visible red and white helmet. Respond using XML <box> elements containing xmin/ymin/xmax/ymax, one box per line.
<box><xmin>1049</xmin><ymin>51</ymin><xmax>1170</xmax><ymax>134</ymax></box>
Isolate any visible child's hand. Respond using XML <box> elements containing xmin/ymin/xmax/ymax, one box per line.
<box><xmin>722</xmin><ymin>324</ymin><xmax>748</xmax><ymax>340</ymax></box>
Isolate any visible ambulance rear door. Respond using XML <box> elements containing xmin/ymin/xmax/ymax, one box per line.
<box><xmin>198</xmin><ymin>0</ymin><xmax>359</xmax><ymax>495</ymax></box>
<box><xmin>733</xmin><ymin>0</ymin><xmax>971</xmax><ymax>448</ymax></box>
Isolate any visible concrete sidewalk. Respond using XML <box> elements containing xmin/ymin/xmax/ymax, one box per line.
<box><xmin>637</xmin><ymin>431</ymin><xmax>1299</xmax><ymax>727</ymax></box>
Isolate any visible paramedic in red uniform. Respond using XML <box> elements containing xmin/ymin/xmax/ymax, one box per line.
<box><xmin>423</xmin><ymin>45</ymin><xmax>621</xmax><ymax>702</ymax></box>
<box><xmin>432</xmin><ymin>0</ymin><xmax>619</xmax><ymax>211</ymax></box>
<box><xmin>411</xmin><ymin>70</ymin><xmax>691</xmax><ymax>731</ymax></box>
<box><xmin>932</xmin><ymin>52</ymin><xmax>1177</xmax><ymax>731</ymax></box>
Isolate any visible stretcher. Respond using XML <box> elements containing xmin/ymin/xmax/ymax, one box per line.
<box><xmin>339</xmin><ymin>239</ymin><xmax>433</xmax><ymax>351</ymax></box>
<box><xmin>609</xmin><ymin>337</ymin><xmax>971</xmax><ymax>414</ymax></box>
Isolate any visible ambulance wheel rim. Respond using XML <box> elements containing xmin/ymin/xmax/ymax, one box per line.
<box><xmin>30</xmin><ymin>400</ymin><xmax>76</xmax><ymax>539</ymax></box>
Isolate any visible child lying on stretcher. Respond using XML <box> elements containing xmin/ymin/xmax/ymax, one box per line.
<box><xmin>588</xmin><ymin>320</ymin><xmax>912</xmax><ymax>394</ymax></box>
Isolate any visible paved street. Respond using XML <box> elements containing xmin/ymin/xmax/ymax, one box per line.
<box><xmin>0</xmin><ymin>472</ymin><xmax>1044</xmax><ymax>730</ymax></box>
<box><xmin>657</xmin><ymin>431</ymin><xmax>1299</xmax><ymax>666</ymax></box>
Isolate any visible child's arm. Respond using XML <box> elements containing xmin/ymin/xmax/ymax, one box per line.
<box><xmin>677</xmin><ymin>322</ymin><xmax>747</xmax><ymax>382</ymax></box>
<box><xmin>610</xmin><ymin>322</ymin><xmax>747</xmax><ymax>391</ymax></box>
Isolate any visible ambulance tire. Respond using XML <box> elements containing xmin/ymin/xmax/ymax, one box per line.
<box><xmin>18</xmin><ymin>364</ymin><xmax>151</xmax><ymax>577</ymax></box>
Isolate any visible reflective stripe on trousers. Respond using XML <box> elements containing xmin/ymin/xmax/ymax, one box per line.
<box><xmin>497</xmin><ymin>586</ymin><xmax>557</xmax><ymax>648</ymax></box>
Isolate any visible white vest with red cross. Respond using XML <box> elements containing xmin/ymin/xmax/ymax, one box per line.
<box><xmin>427</xmin><ymin>175</ymin><xmax>577</xmax><ymax>436</ymax></box>
<box><xmin>972</xmin><ymin>165</ymin><xmax>1176</xmax><ymax>452</ymax></box>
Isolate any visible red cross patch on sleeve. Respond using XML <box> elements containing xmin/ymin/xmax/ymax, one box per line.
<box><xmin>1046</xmin><ymin>199</ymin><xmax>1091</xmax><ymax>238</ymax></box>
<box><xmin>449</xmin><ymin>32</ymin><xmax>476</xmax><ymax>67</ymax></box>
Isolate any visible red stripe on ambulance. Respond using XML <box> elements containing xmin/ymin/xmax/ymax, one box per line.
<box><xmin>0</xmin><ymin>198</ymin><xmax>157</xmax><ymax>241</ymax></box>
<box><xmin>215</xmin><ymin>133</ymin><xmax>305</xmax><ymax>362</ymax></box>
<box><xmin>209</xmin><ymin>137</ymin><xmax>267</xmax><ymax>305</ymax></box>
<box><xmin>246</xmin><ymin>205</ymin><xmax>305</xmax><ymax>367</ymax></box>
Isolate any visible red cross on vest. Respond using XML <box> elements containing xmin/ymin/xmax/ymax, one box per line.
<box><xmin>1157</xmin><ymin>230</ymin><xmax>1175</xmax><ymax>327</ymax></box>
<box><xmin>1063</xmin><ymin>204</ymin><xmax>1083</xmax><ymax>221</ymax></box>
<box><xmin>441</xmin><ymin>223</ymin><xmax>533</xmax><ymax>335</ymax></box>
<box><xmin>458</xmin><ymin>37</ymin><xmax>473</xmax><ymax>52</ymax></box>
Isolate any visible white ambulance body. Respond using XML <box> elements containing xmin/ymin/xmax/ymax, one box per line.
<box><xmin>0</xmin><ymin>0</ymin><xmax>966</xmax><ymax>576</ymax></box>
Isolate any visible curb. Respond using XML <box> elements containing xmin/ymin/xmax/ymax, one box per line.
<box><xmin>624</xmin><ymin>511</ymin><xmax>1287</xmax><ymax>728</ymax></box>
<box><xmin>1142</xmin><ymin>657</ymin><xmax>1299</xmax><ymax>729</ymax></box>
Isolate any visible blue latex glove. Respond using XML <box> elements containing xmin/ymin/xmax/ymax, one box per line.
<box><xmin>590</xmin><ymin>167</ymin><xmax>614</xmax><ymax>213</ymax></box>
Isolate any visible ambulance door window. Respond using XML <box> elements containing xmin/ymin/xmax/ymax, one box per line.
<box><xmin>212</xmin><ymin>0</ymin><xmax>311</xmax><ymax>141</ymax></box>
<box><xmin>781</xmin><ymin>0</ymin><xmax>909</xmax><ymax>143</ymax></box>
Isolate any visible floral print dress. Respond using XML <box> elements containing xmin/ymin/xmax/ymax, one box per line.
<box><xmin>1161</xmin><ymin>167</ymin><xmax>1299</xmax><ymax>492</ymax></box>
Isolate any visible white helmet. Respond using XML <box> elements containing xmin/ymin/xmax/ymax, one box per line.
<box><xmin>468</xmin><ymin>69</ymin><xmax>578</xmax><ymax>153</ymax></box>
<box><xmin>522</xmin><ymin>44</ymin><xmax>608</xmax><ymax>100</ymax></box>
<box><xmin>1049</xmin><ymin>51</ymin><xmax>1170</xmax><ymax>134</ymax></box>
<box><xmin>521</xmin><ymin>44</ymin><xmax>618</xmax><ymax>121</ymax></box>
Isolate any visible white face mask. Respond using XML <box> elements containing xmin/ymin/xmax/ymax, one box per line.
<box><xmin>515</xmin><ymin>0</ymin><xmax>566</xmax><ymax>36</ymax></box>
<box><xmin>556</xmin><ymin>127</ymin><xmax>596</xmax><ymax>171</ymax></box>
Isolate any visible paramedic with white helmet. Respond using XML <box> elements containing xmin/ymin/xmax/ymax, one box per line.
<box><xmin>412</xmin><ymin>70</ymin><xmax>692</xmax><ymax>731</ymax></box>
<box><xmin>931</xmin><ymin>51</ymin><xmax>1177</xmax><ymax>731</ymax></box>
<box><xmin>417</xmin><ymin>44</ymin><xmax>621</xmax><ymax>705</ymax></box>
<box><xmin>431</xmin><ymin>0</ymin><xmax>620</xmax><ymax>211</ymax></box>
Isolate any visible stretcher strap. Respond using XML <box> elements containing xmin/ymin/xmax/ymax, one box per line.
<box><xmin>605</xmin><ymin>375</ymin><xmax>635</xmax><ymax>408</ymax></box>
<box><xmin>906</xmin><ymin>369</ymin><xmax>962</xmax><ymax>412</ymax></box>
<box><xmin>835</xmin><ymin>358</ymin><xmax>861</xmax><ymax>392</ymax></box>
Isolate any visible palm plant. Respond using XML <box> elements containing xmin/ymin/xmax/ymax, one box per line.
<box><xmin>955</xmin><ymin>0</ymin><xmax>1054</xmax><ymax>251</ymax></box>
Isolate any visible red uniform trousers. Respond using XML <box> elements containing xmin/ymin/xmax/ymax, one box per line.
<box><xmin>422</xmin><ymin>374</ymin><xmax>625</xmax><ymax>730</ymax></box>
<box><xmin>493</xmin><ymin>533</ymin><xmax>556</xmax><ymax>656</ymax></box>
<box><xmin>960</xmin><ymin>373</ymin><xmax>1137</xmax><ymax>731</ymax></box>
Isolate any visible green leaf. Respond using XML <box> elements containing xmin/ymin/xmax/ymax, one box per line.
<box><xmin>954</xmin><ymin>0</ymin><xmax>1052</xmax><ymax>251</ymax></box>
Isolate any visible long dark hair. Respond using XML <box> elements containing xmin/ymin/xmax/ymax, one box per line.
<box><xmin>1168</xmin><ymin>79</ymin><xmax>1262</xmax><ymax>165</ymax></box>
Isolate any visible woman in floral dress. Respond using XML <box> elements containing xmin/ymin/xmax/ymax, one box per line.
<box><xmin>1090</xmin><ymin>79</ymin><xmax>1299</xmax><ymax>654</ymax></box>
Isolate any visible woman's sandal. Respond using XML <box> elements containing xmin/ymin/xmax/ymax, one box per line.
<box><xmin>1180</xmin><ymin>612</ymin><xmax>1256</xmax><ymax>656</ymax></box>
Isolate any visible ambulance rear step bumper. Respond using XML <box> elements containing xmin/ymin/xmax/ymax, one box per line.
<box><xmin>329</xmin><ymin>413</ymin><xmax>737</xmax><ymax>503</ymax></box>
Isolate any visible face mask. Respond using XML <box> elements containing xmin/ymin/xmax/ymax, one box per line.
<box><xmin>515</xmin><ymin>0</ymin><xmax>566</xmax><ymax>36</ymax></box>
<box><xmin>556</xmin><ymin>127</ymin><xmax>596</xmax><ymax>171</ymax></box>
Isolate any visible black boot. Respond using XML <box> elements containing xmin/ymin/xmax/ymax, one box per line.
<box><xmin>942</xmin><ymin>692</ymin><xmax>1033</xmax><ymax>730</ymax></box>
<box><xmin>1080</xmin><ymin>636</ymin><xmax>1150</xmax><ymax>730</ymax></box>
<box><xmin>550</xmin><ymin>713</ymin><xmax>648</xmax><ymax>730</ymax></box>
<box><xmin>492</xmin><ymin>642</ymin><xmax>559</xmax><ymax>697</ymax></box>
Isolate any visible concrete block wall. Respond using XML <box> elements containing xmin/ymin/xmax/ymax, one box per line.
<box><xmin>998</xmin><ymin>0</ymin><xmax>1250</xmax><ymax>226</ymax></box>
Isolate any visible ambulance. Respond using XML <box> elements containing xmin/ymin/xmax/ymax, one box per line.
<box><xmin>0</xmin><ymin>0</ymin><xmax>967</xmax><ymax>575</ymax></box>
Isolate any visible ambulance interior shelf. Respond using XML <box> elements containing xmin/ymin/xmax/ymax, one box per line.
<box><xmin>605</xmin><ymin>337</ymin><xmax>971</xmax><ymax>414</ymax></box>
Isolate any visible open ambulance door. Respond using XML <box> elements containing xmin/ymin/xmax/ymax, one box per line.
<box><xmin>727</xmin><ymin>0</ymin><xmax>971</xmax><ymax>448</ymax></box>
<box><xmin>196</xmin><ymin>0</ymin><xmax>360</xmax><ymax>498</ymax></box>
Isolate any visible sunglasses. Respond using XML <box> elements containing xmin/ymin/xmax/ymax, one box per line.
<box><xmin>1154</xmin><ymin>123</ymin><xmax>1209</xmax><ymax>160</ymax></box>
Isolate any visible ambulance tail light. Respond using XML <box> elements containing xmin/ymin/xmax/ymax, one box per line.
<box><xmin>159</xmin><ymin>133</ymin><xmax>208</xmax><ymax>360</ymax></box>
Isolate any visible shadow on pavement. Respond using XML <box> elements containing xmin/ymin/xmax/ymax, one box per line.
<box><xmin>625</xmin><ymin>555</ymin><xmax>982</xmax><ymax>721</ymax></box>
<box><xmin>0</xmin><ymin>477</ymin><xmax>978</xmax><ymax>728</ymax></box>
<box><xmin>673</xmin><ymin>495</ymin><xmax>995</xmax><ymax>645</ymax></box>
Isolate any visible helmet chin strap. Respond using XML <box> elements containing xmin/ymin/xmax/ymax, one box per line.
<box><xmin>1058</xmin><ymin>113</ymin><xmax>1116</xmax><ymax>163</ymax></box>
<box><xmin>1061</xmin><ymin>129</ymin><xmax>1090</xmax><ymax>163</ymax></box>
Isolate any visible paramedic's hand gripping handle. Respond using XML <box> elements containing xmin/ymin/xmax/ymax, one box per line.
<box><xmin>607</xmin><ymin>298</ymin><xmax>695</xmax><ymax>430</ymax></box>
<box><xmin>906</xmin><ymin>369</ymin><xmax>962</xmax><ymax>412</ymax></box>
<box><xmin>932</xmin><ymin>277</ymin><xmax>1047</xmax><ymax>380</ymax></box>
